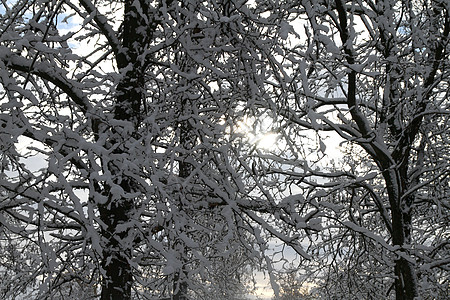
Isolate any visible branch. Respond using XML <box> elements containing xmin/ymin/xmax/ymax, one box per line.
<box><xmin>76</xmin><ymin>0</ymin><xmax>122</xmax><ymax>58</ymax></box>
<box><xmin>19</xmin><ymin>127</ymin><xmax>90</xmax><ymax>173</ymax></box>
<box><xmin>244</xmin><ymin>210</ymin><xmax>312</xmax><ymax>260</ymax></box>
<box><xmin>335</xmin><ymin>0</ymin><xmax>395</xmax><ymax>170</ymax></box>
<box><xmin>1</xmin><ymin>48</ymin><xmax>92</xmax><ymax>114</ymax></box>
<box><xmin>397</xmin><ymin>6</ymin><xmax>450</xmax><ymax>157</ymax></box>
<box><xmin>355</xmin><ymin>182</ymin><xmax>392</xmax><ymax>234</ymax></box>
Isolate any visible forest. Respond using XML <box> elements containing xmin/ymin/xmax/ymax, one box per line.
<box><xmin>0</xmin><ymin>0</ymin><xmax>448</xmax><ymax>299</ymax></box>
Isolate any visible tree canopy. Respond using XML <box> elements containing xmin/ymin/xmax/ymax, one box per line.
<box><xmin>0</xmin><ymin>1</ymin><xmax>448</xmax><ymax>300</ymax></box>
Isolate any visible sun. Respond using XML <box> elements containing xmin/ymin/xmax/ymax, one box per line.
<box><xmin>234</xmin><ymin>116</ymin><xmax>279</xmax><ymax>151</ymax></box>
<box><xmin>256</xmin><ymin>132</ymin><xmax>279</xmax><ymax>150</ymax></box>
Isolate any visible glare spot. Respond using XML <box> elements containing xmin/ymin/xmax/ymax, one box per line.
<box><xmin>256</xmin><ymin>132</ymin><xmax>278</xmax><ymax>150</ymax></box>
<box><xmin>234</xmin><ymin>117</ymin><xmax>279</xmax><ymax>150</ymax></box>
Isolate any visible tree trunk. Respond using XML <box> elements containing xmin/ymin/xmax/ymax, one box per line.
<box><xmin>391</xmin><ymin>208</ymin><xmax>418</xmax><ymax>300</ymax></box>
<box><xmin>98</xmin><ymin>1</ymin><xmax>147</xmax><ymax>299</ymax></box>
<box><xmin>384</xmin><ymin>170</ymin><xmax>418</xmax><ymax>300</ymax></box>
<box><xmin>99</xmin><ymin>199</ymin><xmax>133</xmax><ymax>300</ymax></box>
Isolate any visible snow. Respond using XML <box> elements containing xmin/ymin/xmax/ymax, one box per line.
<box><xmin>1</xmin><ymin>0</ymin><xmax>448</xmax><ymax>298</ymax></box>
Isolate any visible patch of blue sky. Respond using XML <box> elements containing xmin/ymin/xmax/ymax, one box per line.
<box><xmin>56</xmin><ymin>12</ymin><xmax>78</xmax><ymax>31</ymax></box>
<box><xmin>0</xmin><ymin>1</ymin><xmax>13</xmax><ymax>16</ymax></box>
<box><xmin>1</xmin><ymin>1</ymin><xmax>28</xmax><ymax>19</ymax></box>
<box><xmin>54</xmin><ymin>12</ymin><xmax>83</xmax><ymax>50</ymax></box>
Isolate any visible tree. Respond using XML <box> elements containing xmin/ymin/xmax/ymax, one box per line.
<box><xmin>240</xmin><ymin>0</ymin><xmax>449</xmax><ymax>299</ymax></box>
<box><xmin>0</xmin><ymin>0</ymin><xmax>278</xmax><ymax>299</ymax></box>
<box><xmin>2</xmin><ymin>1</ymin><xmax>447</xmax><ymax>299</ymax></box>
<box><xmin>273</xmin><ymin>270</ymin><xmax>315</xmax><ymax>300</ymax></box>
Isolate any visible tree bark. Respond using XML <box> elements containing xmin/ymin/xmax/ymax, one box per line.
<box><xmin>98</xmin><ymin>1</ymin><xmax>147</xmax><ymax>299</ymax></box>
<box><xmin>388</xmin><ymin>182</ymin><xmax>418</xmax><ymax>300</ymax></box>
<box><xmin>99</xmin><ymin>200</ymin><xmax>134</xmax><ymax>300</ymax></box>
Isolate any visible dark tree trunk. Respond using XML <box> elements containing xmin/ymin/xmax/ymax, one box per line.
<box><xmin>99</xmin><ymin>199</ymin><xmax>134</xmax><ymax>300</ymax></box>
<box><xmin>390</xmin><ymin>199</ymin><xmax>418</xmax><ymax>300</ymax></box>
<box><xmin>98</xmin><ymin>1</ymin><xmax>148</xmax><ymax>299</ymax></box>
<box><xmin>382</xmin><ymin>166</ymin><xmax>418</xmax><ymax>300</ymax></box>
